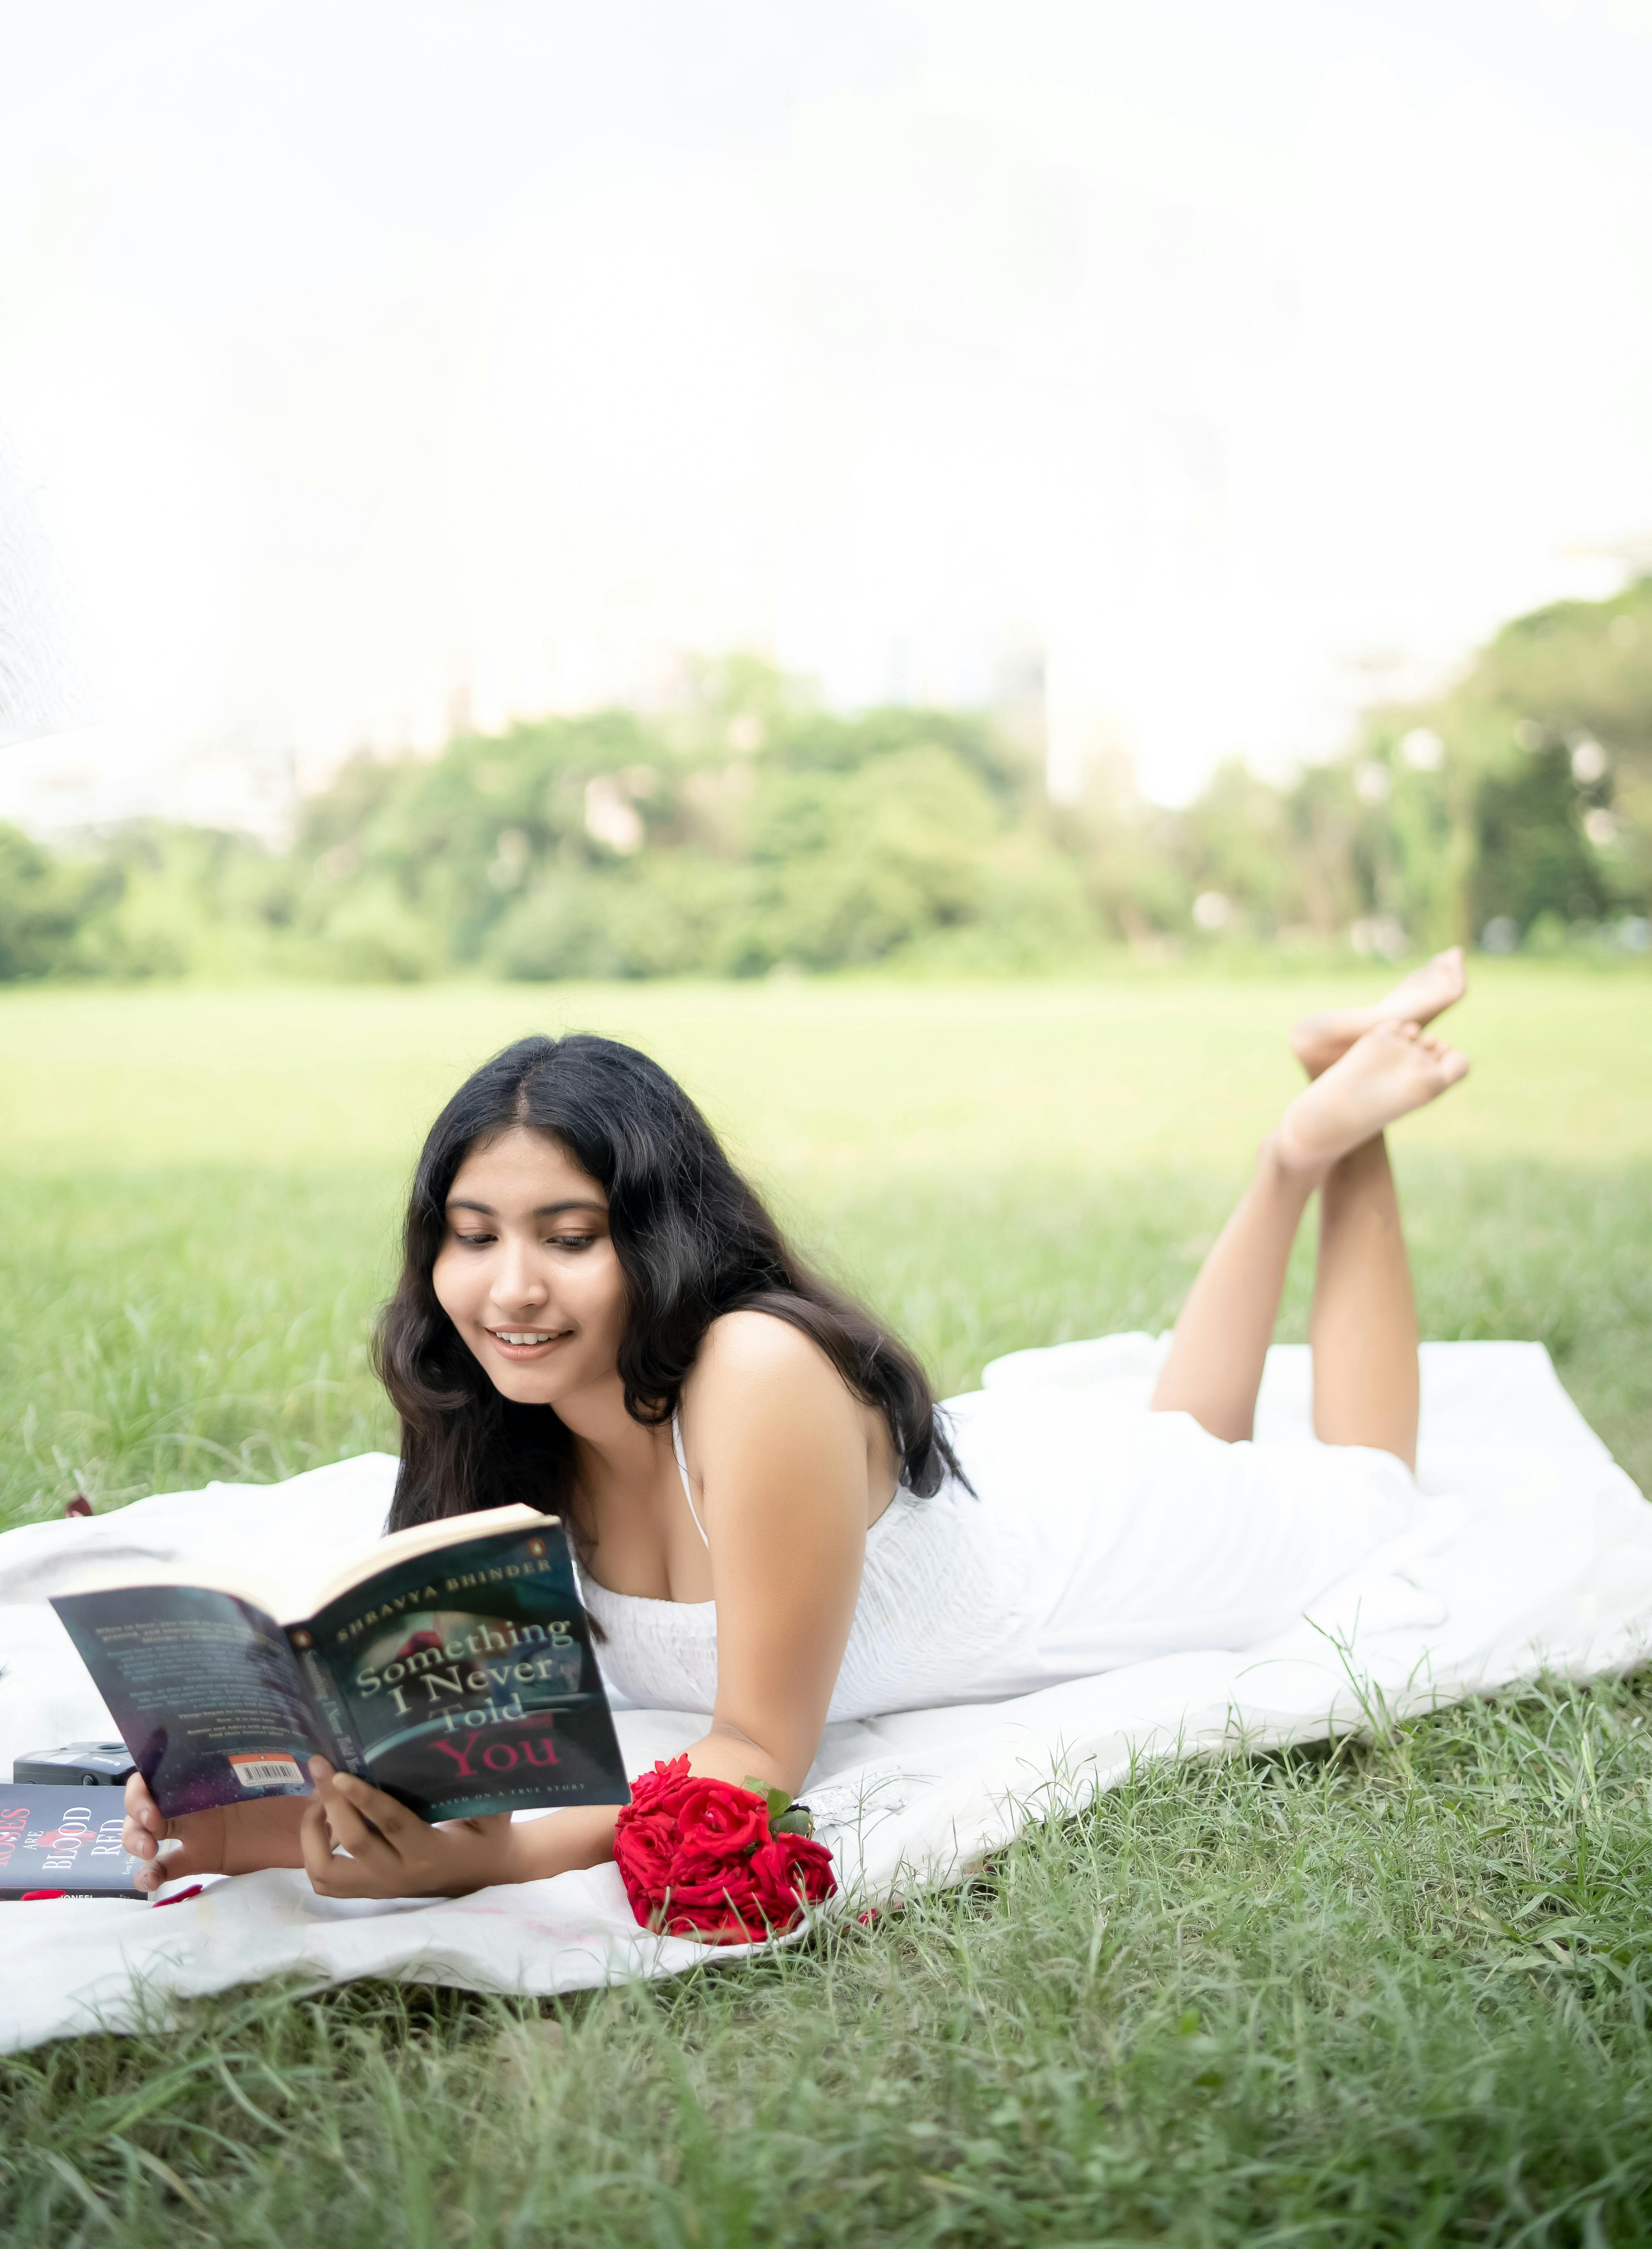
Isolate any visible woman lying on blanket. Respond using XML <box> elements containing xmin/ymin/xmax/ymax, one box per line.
<box><xmin>124</xmin><ymin>951</ymin><xmax>1471</xmax><ymax>1899</ymax></box>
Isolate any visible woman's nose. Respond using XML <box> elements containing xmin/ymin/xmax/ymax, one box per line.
<box><xmin>491</xmin><ymin>1238</ymin><xmax>550</xmax><ymax>1309</ymax></box>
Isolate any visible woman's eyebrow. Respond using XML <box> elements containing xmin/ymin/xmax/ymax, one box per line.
<box><xmin>444</xmin><ymin>1197</ymin><xmax>606</xmax><ymax>1217</ymax></box>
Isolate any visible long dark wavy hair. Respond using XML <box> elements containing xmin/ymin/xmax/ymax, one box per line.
<box><xmin>375</xmin><ymin>1032</ymin><xmax>964</xmax><ymax>1535</ymax></box>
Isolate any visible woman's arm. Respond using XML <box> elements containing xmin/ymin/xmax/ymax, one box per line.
<box><xmin>122</xmin><ymin>1781</ymin><xmax>309</xmax><ymax>1891</ymax></box>
<box><xmin>673</xmin><ymin>1308</ymin><xmax>869</xmax><ymax>1794</ymax></box>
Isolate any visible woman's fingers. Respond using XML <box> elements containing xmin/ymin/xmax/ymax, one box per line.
<box><xmin>123</xmin><ymin>1771</ymin><xmax>159</xmax><ymax>1828</ymax></box>
<box><xmin>310</xmin><ymin>1758</ymin><xmax>413</xmax><ymax>1845</ymax></box>
<box><xmin>301</xmin><ymin>1762</ymin><xmax>416</xmax><ymax>1896</ymax></box>
<box><xmin>299</xmin><ymin>1792</ymin><xmax>397</xmax><ymax>1898</ymax></box>
<box><xmin>121</xmin><ymin>1771</ymin><xmax>162</xmax><ymax>1859</ymax></box>
<box><xmin>121</xmin><ymin>1773</ymin><xmax>202</xmax><ymax>1888</ymax></box>
<box><xmin>313</xmin><ymin>1777</ymin><xmax>382</xmax><ymax>1858</ymax></box>
<box><xmin>125</xmin><ymin>1820</ymin><xmax>204</xmax><ymax>1890</ymax></box>
<box><xmin>299</xmin><ymin>1795</ymin><xmax>352</xmax><ymax>1893</ymax></box>
<box><xmin>122</xmin><ymin>1812</ymin><xmax>158</xmax><ymax>1862</ymax></box>
<box><xmin>332</xmin><ymin>1772</ymin><xmax>413</xmax><ymax>1838</ymax></box>
<box><xmin>120</xmin><ymin>1792</ymin><xmax>233</xmax><ymax>1888</ymax></box>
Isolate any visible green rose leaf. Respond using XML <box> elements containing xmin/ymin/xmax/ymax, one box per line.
<box><xmin>737</xmin><ymin>1777</ymin><xmax>814</xmax><ymax>1834</ymax></box>
<box><xmin>741</xmin><ymin>1776</ymin><xmax>797</xmax><ymax>1824</ymax></box>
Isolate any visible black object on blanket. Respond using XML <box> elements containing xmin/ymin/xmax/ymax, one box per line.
<box><xmin>0</xmin><ymin>1784</ymin><xmax>147</xmax><ymax>1900</ymax></box>
<box><xmin>12</xmin><ymin>1742</ymin><xmax>135</xmax><ymax>1787</ymax></box>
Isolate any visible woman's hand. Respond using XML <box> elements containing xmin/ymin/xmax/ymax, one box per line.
<box><xmin>122</xmin><ymin>1770</ymin><xmax>308</xmax><ymax>1892</ymax></box>
<box><xmin>299</xmin><ymin>1758</ymin><xmax>515</xmax><ymax>1898</ymax></box>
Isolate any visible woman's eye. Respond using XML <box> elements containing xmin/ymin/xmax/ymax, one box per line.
<box><xmin>549</xmin><ymin>1234</ymin><xmax>598</xmax><ymax>1251</ymax></box>
<box><xmin>456</xmin><ymin>1232</ymin><xmax>495</xmax><ymax>1248</ymax></box>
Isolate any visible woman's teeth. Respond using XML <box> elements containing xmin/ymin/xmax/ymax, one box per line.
<box><xmin>496</xmin><ymin>1331</ymin><xmax>558</xmax><ymax>1345</ymax></box>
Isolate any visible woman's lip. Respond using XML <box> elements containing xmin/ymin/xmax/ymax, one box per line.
<box><xmin>484</xmin><ymin>1329</ymin><xmax>570</xmax><ymax>1361</ymax></box>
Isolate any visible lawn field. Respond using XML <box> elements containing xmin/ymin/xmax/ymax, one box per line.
<box><xmin>4</xmin><ymin>970</ymin><xmax>1652</xmax><ymax>2245</ymax></box>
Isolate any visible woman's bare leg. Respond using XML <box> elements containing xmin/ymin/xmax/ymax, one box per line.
<box><xmin>1309</xmin><ymin>1134</ymin><xmax>1419</xmax><ymax>1467</ymax></box>
<box><xmin>1149</xmin><ymin>1140</ymin><xmax>1313</xmax><ymax>1441</ymax></box>
<box><xmin>1150</xmin><ymin>1022</ymin><xmax>1467</xmax><ymax>1445</ymax></box>
<box><xmin>1294</xmin><ymin>970</ymin><xmax>1463</xmax><ymax>1466</ymax></box>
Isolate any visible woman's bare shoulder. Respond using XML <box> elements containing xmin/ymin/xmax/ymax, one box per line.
<box><xmin>689</xmin><ymin>1306</ymin><xmax>843</xmax><ymax>1393</ymax></box>
<box><xmin>684</xmin><ymin>1309</ymin><xmax>890</xmax><ymax>1510</ymax></box>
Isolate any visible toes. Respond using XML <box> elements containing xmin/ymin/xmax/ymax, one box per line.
<box><xmin>1418</xmin><ymin>1032</ymin><xmax>1468</xmax><ymax>1082</ymax></box>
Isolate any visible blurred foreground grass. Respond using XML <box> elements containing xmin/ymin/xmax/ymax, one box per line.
<box><xmin>4</xmin><ymin>970</ymin><xmax>1652</xmax><ymax>2244</ymax></box>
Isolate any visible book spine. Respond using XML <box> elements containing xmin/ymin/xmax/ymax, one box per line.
<box><xmin>295</xmin><ymin>1646</ymin><xmax>369</xmax><ymax>1779</ymax></box>
<box><xmin>1</xmin><ymin>1888</ymin><xmax>147</xmax><ymax>1903</ymax></box>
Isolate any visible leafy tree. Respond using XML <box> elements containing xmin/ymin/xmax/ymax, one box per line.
<box><xmin>1364</xmin><ymin>577</ymin><xmax>1652</xmax><ymax>945</ymax></box>
<box><xmin>7</xmin><ymin>586</ymin><xmax>1648</xmax><ymax>981</ymax></box>
<box><xmin>0</xmin><ymin>823</ymin><xmax>98</xmax><ymax>977</ymax></box>
<box><xmin>1469</xmin><ymin>743</ymin><xmax>1612</xmax><ymax>935</ymax></box>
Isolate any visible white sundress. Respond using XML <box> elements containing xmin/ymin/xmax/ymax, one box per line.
<box><xmin>576</xmin><ymin>1370</ymin><xmax>1422</xmax><ymax>1722</ymax></box>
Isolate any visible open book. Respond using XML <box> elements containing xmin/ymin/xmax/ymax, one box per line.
<box><xmin>51</xmin><ymin>1507</ymin><xmax>630</xmax><ymax>1823</ymax></box>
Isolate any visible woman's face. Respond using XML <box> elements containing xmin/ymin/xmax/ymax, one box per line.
<box><xmin>431</xmin><ymin>1127</ymin><xmax>628</xmax><ymax>1409</ymax></box>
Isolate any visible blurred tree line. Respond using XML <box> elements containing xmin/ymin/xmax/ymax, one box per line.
<box><xmin>3</xmin><ymin>581</ymin><xmax>1649</xmax><ymax>984</ymax></box>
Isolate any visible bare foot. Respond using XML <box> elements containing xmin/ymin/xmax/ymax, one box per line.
<box><xmin>1275</xmin><ymin>1021</ymin><xmax>1469</xmax><ymax>1176</ymax></box>
<box><xmin>1289</xmin><ymin>947</ymin><xmax>1467</xmax><ymax>1079</ymax></box>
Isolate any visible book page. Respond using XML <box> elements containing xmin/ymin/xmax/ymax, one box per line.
<box><xmin>50</xmin><ymin>1505</ymin><xmax>556</xmax><ymax>1628</ymax></box>
<box><xmin>299</xmin><ymin>1502</ymin><xmax>555</xmax><ymax>1619</ymax></box>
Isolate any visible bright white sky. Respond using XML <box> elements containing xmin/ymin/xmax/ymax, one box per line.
<box><xmin>3</xmin><ymin>0</ymin><xmax>1652</xmax><ymax>817</ymax></box>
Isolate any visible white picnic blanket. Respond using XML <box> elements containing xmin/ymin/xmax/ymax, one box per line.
<box><xmin>3</xmin><ymin>1335</ymin><xmax>1650</xmax><ymax>2054</ymax></box>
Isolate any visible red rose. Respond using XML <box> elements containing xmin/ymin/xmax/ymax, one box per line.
<box><xmin>750</xmin><ymin>1831</ymin><xmax>836</xmax><ymax>1922</ymax></box>
<box><xmin>615</xmin><ymin>1760</ymin><xmax>695</xmax><ymax>1926</ymax></box>
<box><xmin>624</xmin><ymin>1756</ymin><xmax>695</xmax><ymax>1820</ymax></box>
<box><xmin>613</xmin><ymin>1760</ymin><xmax>836</xmax><ymax>1944</ymax></box>
<box><xmin>667</xmin><ymin>1778</ymin><xmax>769</xmax><ymax>1876</ymax></box>
<box><xmin>659</xmin><ymin>1863</ymin><xmax>768</xmax><ymax>1941</ymax></box>
<box><xmin>616</xmin><ymin>1814</ymin><xmax>675</xmax><ymax>1884</ymax></box>
<box><xmin>612</xmin><ymin>1817</ymin><xmax>677</xmax><ymax>1926</ymax></box>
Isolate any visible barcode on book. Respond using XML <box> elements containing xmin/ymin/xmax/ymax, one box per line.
<box><xmin>227</xmin><ymin>1753</ymin><xmax>305</xmax><ymax>1790</ymax></box>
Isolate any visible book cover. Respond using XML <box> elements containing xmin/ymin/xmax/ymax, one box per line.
<box><xmin>0</xmin><ymin>1784</ymin><xmax>147</xmax><ymax>1900</ymax></box>
<box><xmin>52</xmin><ymin>1512</ymin><xmax>631</xmax><ymax>1824</ymax></box>
<box><xmin>296</xmin><ymin>1517</ymin><xmax>630</xmax><ymax>1820</ymax></box>
<box><xmin>50</xmin><ymin>1582</ymin><xmax>340</xmax><ymax>1817</ymax></box>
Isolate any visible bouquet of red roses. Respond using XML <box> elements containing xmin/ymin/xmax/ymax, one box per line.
<box><xmin>613</xmin><ymin>1757</ymin><xmax>836</xmax><ymax>1943</ymax></box>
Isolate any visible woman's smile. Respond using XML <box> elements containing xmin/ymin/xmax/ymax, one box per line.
<box><xmin>485</xmin><ymin>1325</ymin><xmax>574</xmax><ymax>1360</ymax></box>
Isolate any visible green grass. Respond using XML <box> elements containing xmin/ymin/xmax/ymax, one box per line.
<box><xmin>4</xmin><ymin>970</ymin><xmax>1652</xmax><ymax>2244</ymax></box>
